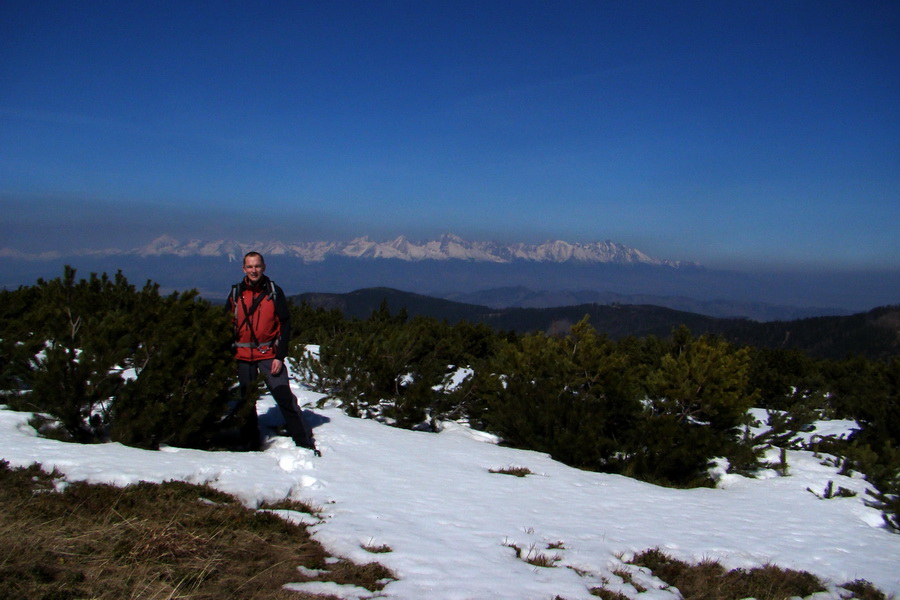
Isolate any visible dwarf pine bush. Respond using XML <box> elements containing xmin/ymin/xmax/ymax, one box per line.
<box><xmin>636</xmin><ymin>328</ymin><xmax>759</xmax><ymax>485</ymax></box>
<box><xmin>110</xmin><ymin>290</ymin><xmax>234</xmax><ymax>449</ymax></box>
<box><xmin>0</xmin><ymin>267</ymin><xmax>234</xmax><ymax>449</ymax></box>
<box><xmin>475</xmin><ymin>317</ymin><xmax>644</xmax><ymax>473</ymax></box>
<box><xmin>8</xmin><ymin>267</ymin><xmax>138</xmax><ymax>441</ymax></box>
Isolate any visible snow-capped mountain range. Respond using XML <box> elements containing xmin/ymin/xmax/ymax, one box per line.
<box><xmin>12</xmin><ymin>234</ymin><xmax>693</xmax><ymax>267</ymax></box>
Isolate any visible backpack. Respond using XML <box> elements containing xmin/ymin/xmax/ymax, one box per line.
<box><xmin>231</xmin><ymin>280</ymin><xmax>279</xmax><ymax>346</ymax></box>
<box><xmin>230</xmin><ymin>279</ymin><xmax>277</xmax><ymax>314</ymax></box>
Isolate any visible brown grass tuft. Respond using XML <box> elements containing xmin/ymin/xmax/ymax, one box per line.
<box><xmin>361</xmin><ymin>539</ymin><xmax>393</xmax><ymax>554</ymax></box>
<box><xmin>592</xmin><ymin>547</ymin><xmax>892</xmax><ymax>600</ymax></box>
<box><xmin>842</xmin><ymin>579</ymin><xmax>888</xmax><ymax>600</ymax></box>
<box><xmin>590</xmin><ymin>588</ymin><xmax>631</xmax><ymax>600</ymax></box>
<box><xmin>0</xmin><ymin>460</ymin><xmax>393</xmax><ymax>600</ymax></box>
<box><xmin>502</xmin><ymin>539</ymin><xmax>561</xmax><ymax>568</ymax></box>
<box><xmin>627</xmin><ymin>548</ymin><xmax>826</xmax><ymax>600</ymax></box>
<box><xmin>489</xmin><ymin>466</ymin><xmax>533</xmax><ymax>477</ymax></box>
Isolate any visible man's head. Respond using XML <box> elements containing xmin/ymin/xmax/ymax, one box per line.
<box><xmin>242</xmin><ymin>252</ymin><xmax>266</xmax><ymax>284</ymax></box>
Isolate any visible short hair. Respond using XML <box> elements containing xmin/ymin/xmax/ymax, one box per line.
<box><xmin>243</xmin><ymin>251</ymin><xmax>265</xmax><ymax>266</ymax></box>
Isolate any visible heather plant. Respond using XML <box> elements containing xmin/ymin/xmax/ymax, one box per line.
<box><xmin>625</xmin><ymin>548</ymin><xmax>825</xmax><ymax>600</ymax></box>
<box><xmin>489</xmin><ymin>466</ymin><xmax>533</xmax><ymax>477</ymax></box>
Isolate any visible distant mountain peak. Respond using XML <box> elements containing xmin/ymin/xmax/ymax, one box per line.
<box><xmin>18</xmin><ymin>234</ymin><xmax>695</xmax><ymax>268</ymax></box>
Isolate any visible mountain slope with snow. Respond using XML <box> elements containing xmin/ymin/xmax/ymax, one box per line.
<box><xmin>3</xmin><ymin>234</ymin><xmax>693</xmax><ymax>267</ymax></box>
<box><xmin>1</xmin><ymin>371</ymin><xmax>898</xmax><ymax>599</ymax></box>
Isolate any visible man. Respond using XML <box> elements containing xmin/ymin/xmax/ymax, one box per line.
<box><xmin>229</xmin><ymin>252</ymin><xmax>318</xmax><ymax>454</ymax></box>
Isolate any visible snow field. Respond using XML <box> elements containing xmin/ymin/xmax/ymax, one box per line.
<box><xmin>1</xmin><ymin>377</ymin><xmax>898</xmax><ymax>599</ymax></box>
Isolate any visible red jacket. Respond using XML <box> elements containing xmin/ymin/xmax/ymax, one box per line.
<box><xmin>229</xmin><ymin>277</ymin><xmax>292</xmax><ymax>362</ymax></box>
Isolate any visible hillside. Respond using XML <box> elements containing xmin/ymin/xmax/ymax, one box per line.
<box><xmin>293</xmin><ymin>288</ymin><xmax>900</xmax><ymax>359</ymax></box>
<box><xmin>2</xmin><ymin>392</ymin><xmax>898</xmax><ymax>598</ymax></box>
<box><xmin>442</xmin><ymin>286</ymin><xmax>852</xmax><ymax>321</ymax></box>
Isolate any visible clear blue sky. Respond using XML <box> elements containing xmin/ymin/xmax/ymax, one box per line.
<box><xmin>2</xmin><ymin>1</ymin><xmax>898</xmax><ymax>270</ymax></box>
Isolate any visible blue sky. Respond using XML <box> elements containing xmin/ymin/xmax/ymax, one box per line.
<box><xmin>1</xmin><ymin>1</ymin><xmax>898</xmax><ymax>270</ymax></box>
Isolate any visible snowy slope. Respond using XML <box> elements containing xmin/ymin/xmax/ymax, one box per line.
<box><xmin>1</xmin><ymin>375</ymin><xmax>898</xmax><ymax>599</ymax></box>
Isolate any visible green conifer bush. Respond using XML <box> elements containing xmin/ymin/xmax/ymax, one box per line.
<box><xmin>10</xmin><ymin>267</ymin><xmax>138</xmax><ymax>441</ymax></box>
<box><xmin>640</xmin><ymin>329</ymin><xmax>760</xmax><ymax>485</ymax></box>
<box><xmin>296</xmin><ymin>301</ymin><xmax>502</xmax><ymax>429</ymax></box>
<box><xmin>0</xmin><ymin>267</ymin><xmax>234</xmax><ymax>449</ymax></box>
<box><xmin>474</xmin><ymin>317</ymin><xmax>643</xmax><ymax>472</ymax></box>
<box><xmin>110</xmin><ymin>290</ymin><xmax>234</xmax><ymax>449</ymax></box>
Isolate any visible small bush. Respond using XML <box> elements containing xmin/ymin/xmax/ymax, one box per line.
<box><xmin>1</xmin><ymin>268</ymin><xmax>236</xmax><ymax>449</ymax></box>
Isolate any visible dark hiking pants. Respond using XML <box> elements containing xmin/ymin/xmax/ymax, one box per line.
<box><xmin>237</xmin><ymin>359</ymin><xmax>315</xmax><ymax>450</ymax></box>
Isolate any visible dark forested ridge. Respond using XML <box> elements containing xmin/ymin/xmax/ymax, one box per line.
<box><xmin>294</xmin><ymin>288</ymin><xmax>900</xmax><ymax>360</ymax></box>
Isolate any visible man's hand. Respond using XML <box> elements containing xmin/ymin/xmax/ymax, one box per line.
<box><xmin>271</xmin><ymin>359</ymin><xmax>284</xmax><ymax>376</ymax></box>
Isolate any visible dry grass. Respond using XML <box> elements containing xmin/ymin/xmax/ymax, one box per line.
<box><xmin>0</xmin><ymin>460</ymin><xmax>394</xmax><ymax>600</ymax></box>
<box><xmin>611</xmin><ymin>566</ymin><xmax>646</xmax><ymax>593</ymax></box>
<box><xmin>502</xmin><ymin>540</ymin><xmax>562</xmax><ymax>568</ymax></box>
<box><xmin>361</xmin><ymin>539</ymin><xmax>393</xmax><ymax>554</ymax></box>
<box><xmin>591</xmin><ymin>547</ymin><xmax>890</xmax><ymax>600</ymax></box>
<box><xmin>590</xmin><ymin>588</ymin><xmax>631</xmax><ymax>600</ymax></box>
<box><xmin>842</xmin><ymin>579</ymin><xmax>889</xmax><ymax>600</ymax></box>
<box><xmin>489</xmin><ymin>466</ymin><xmax>533</xmax><ymax>477</ymax></box>
<box><xmin>629</xmin><ymin>548</ymin><xmax>823</xmax><ymax>600</ymax></box>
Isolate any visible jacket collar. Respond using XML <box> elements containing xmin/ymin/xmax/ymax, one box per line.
<box><xmin>242</xmin><ymin>275</ymin><xmax>270</xmax><ymax>293</ymax></box>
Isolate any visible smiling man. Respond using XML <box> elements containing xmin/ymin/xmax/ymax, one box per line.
<box><xmin>228</xmin><ymin>251</ymin><xmax>318</xmax><ymax>454</ymax></box>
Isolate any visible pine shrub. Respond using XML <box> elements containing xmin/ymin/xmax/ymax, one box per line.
<box><xmin>11</xmin><ymin>268</ymin><xmax>138</xmax><ymax>441</ymax></box>
<box><xmin>640</xmin><ymin>329</ymin><xmax>760</xmax><ymax>485</ymax></box>
<box><xmin>476</xmin><ymin>317</ymin><xmax>643</xmax><ymax>472</ymax></box>
<box><xmin>0</xmin><ymin>267</ymin><xmax>235</xmax><ymax>450</ymax></box>
<box><xmin>110</xmin><ymin>291</ymin><xmax>234</xmax><ymax>449</ymax></box>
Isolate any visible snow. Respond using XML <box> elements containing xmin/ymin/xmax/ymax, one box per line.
<box><xmin>122</xmin><ymin>235</ymin><xmax>680</xmax><ymax>266</ymax></box>
<box><xmin>1</xmin><ymin>375</ymin><xmax>899</xmax><ymax>599</ymax></box>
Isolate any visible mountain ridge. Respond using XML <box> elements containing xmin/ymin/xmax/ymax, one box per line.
<box><xmin>293</xmin><ymin>287</ymin><xmax>900</xmax><ymax>360</ymax></box>
<box><xmin>1</xmin><ymin>234</ymin><xmax>695</xmax><ymax>267</ymax></box>
<box><xmin>439</xmin><ymin>286</ymin><xmax>852</xmax><ymax>320</ymax></box>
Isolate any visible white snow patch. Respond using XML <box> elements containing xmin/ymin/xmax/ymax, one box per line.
<box><xmin>0</xmin><ymin>384</ymin><xmax>898</xmax><ymax>598</ymax></box>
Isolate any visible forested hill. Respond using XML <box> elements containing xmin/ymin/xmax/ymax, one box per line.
<box><xmin>293</xmin><ymin>288</ymin><xmax>900</xmax><ymax>360</ymax></box>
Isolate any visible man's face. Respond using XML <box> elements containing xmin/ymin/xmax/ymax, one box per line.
<box><xmin>243</xmin><ymin>256</ymin><xmax>266</xmax><ymax>283</ymax></box>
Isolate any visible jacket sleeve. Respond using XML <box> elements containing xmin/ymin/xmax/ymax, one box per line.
<box><xmin>274</xmin><ymin>285</ymin><xmax>291</xmax><ymax>361</ymax></box>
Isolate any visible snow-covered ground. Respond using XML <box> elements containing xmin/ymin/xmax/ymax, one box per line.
<box><xmin>1</xmin><ymin>373</ymin><xmax>898</xmax><ymax>599</ymax></box>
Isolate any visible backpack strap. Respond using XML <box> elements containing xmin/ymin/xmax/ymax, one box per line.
<box><xmin>230</xmin><ymin>284</ymin><xmax>241</xmax><ymax>317</ymax></box>
<box><xmin>231</xmin><ymin>281</ymin><xmax>276</xmax><ymax>315</ymax></box>
<box><xmin>232</xmin><ymin>280</ymin><xmax>280</xmax><ymax>351</ymax></box>
<box><xmin>234</xmin><ymin>284</ymin><xmax>266</xmax><ymax>340</ymax></box>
